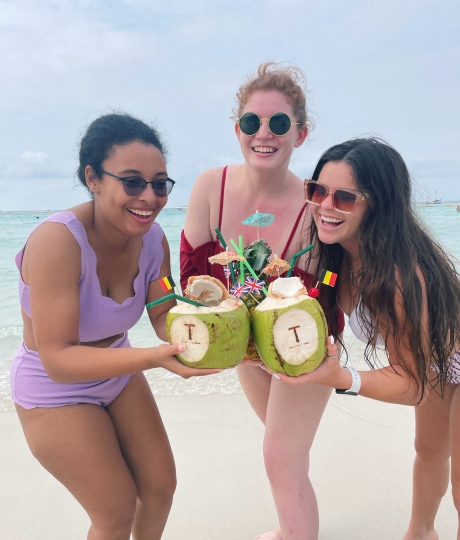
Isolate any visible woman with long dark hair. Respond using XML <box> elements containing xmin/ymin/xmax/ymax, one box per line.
<box><xmin>277</xmin><ymin>137</ymin><xmax>460</xmax><ymax>539</ymax></box>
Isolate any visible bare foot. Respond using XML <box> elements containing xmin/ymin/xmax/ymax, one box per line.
<box><xmin>256</xmin><ymin>529</ymin><xmax>283</xmax><ymax>540</ymax></box>
<box><xmin>402</xmin><ymin>528</ymin><xmax>438</xmax><ymax>540</ymax></box>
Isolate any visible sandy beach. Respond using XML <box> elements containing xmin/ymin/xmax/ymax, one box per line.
<box><xmin>0</xmin><ymin>390</ymin><xmax>456</xmax><ymax>540</ymax></box>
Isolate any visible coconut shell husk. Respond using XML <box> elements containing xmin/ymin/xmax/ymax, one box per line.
<box><xmin>267</xmin><ymin>277</ymin><xmax>307</xmax><ymax>299</ymax></box>
<box><xmin>185</xmin><ymin>275</ymin><xmax>229</xmax><ymax>302</ymax></box>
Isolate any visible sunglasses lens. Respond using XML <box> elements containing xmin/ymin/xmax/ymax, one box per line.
<box><xmin>153</xmin><ymin>180</ymin><xmax>173</xmax><ymax>197</ymax></box>
<box><xmin>239</xmin><ymin>113</ymin><xmax>260</xmax><ymax>136</ymax></box>
<box><xmin>269</xmin><ymin>112</ymin><xmax>291</xmax><ymax>135</ymax></box>
<box><xmin>334</xmin><ymin>189</ymin><xmax>357</xmax><ymax>213</ymax></box>
<box><xmin>306</xmin><ymin>182</ymin><xmax>327</xmax><ymax>204</ymax></box>
<box><xmin>122</xmin><ymin>177</ymin><xmax>146</xmax><ymax>196</ymax></box>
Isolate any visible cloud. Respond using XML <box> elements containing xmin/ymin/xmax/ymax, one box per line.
<box><xmin>21</xmin><ymin>151</ymin><xmax>49</xmax><ymax>164</ymax></box>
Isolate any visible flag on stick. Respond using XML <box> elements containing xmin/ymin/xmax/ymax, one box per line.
<box><xmin>158</xmin><ymin>275</ymin><xmax>176</xmax><ymax>292</ymax></box>
<box><xmin>318</xmin><ymin>269</ymin><xmax>338</xmax><ymax>287</ymax></box>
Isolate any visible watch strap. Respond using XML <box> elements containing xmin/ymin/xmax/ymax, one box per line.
<box><xmin>335</xmin><ymin>365</ymin><xmax>361</xmax><ymax>396</ymax></box>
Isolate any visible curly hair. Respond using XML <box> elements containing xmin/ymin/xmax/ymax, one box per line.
<box><xmin>231</xmin><ymin>61</ymin><xmax>314</xmax><ymax>132</ymax></box>
<box><xmin>77</xmin><ymin>113</ymin><xmax>166</xmax><ymax>197</ymax></box>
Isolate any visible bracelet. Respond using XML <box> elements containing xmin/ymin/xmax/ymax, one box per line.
<box><xmin>335</xmin><ymin>365</ymin><xmax>361</xmax><ymax>396</ymax></box>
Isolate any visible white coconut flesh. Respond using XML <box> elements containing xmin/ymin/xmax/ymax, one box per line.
<box><xmin>186</xmin><ymin>276</ymin><xmax>228</xmax><ymax>304</ymax></box>
<box><xmin>269</xmin><ymin>276</ymin><xmax>306</xmax><ymax>298</ymax></box>
<box><xmin>256</xmin><ymin>295</ymin><xmax>320</xmax><ymax>366</ymax></box>
<box><xmin>169</xmin><ymin>298</ymin><xmax>244</xmax><ymax>363</ymax></box>
<box><xmin>169</xmin><ymin>315</ymin><xmax>210</xmax><ymax>363</ymax></box>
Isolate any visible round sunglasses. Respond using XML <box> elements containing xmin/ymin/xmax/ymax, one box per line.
<box><xmin>304</xmin><ymin>180</ymin><xmax>366</xmax><ymax>214</ymax></box>
<box><xmin>96</xmin><ymin>168</ymin><xmax>175</xmax><ymax>197</ymax></box>
<box><xmin>237</xmin><ymin>111</ymin><xmax>300</xmax><ymax>136</ymax></box>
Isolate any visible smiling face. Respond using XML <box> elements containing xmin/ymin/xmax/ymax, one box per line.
<box><xmin>311</xmin><ymin>161</ymin><xmax>368</xmax><ymax>255</ymax></box>
<box><xmin>87</xmin><ymin>140</ymin><xmax>168</xmax><ymax>236</ymax></box>
<box><xmin>235</xmin><ymin>90</ymin><xmax>307</xmax><ymax>171</ymax></box>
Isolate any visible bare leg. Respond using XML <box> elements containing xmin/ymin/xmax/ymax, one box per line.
<box><xmin>237</xmin><ymin>364</ymin><xmax>282</xmax><ymax>540</ymax></box>
<box><xmin>237</xmin><ymin>364</ymin><xmax>331</xmax><ymax>540</ymax></box>
<box><xmin>16</xmin><ymin>403</ymin><xmax>137</xmax><ymax>540</ymax></box>
<box><xmin>403</xmin><ymin>383</ymin><xmax>455</xmax><ymax>540</ymax></box>
<box><xmin>15</xmin><ymin>373</ymin><xmax>176</xmax><ymax>540</ymax></box>
<box><xmin>264</xmin><ymin>378</ymin><xmax>331</xmax><ymax>540</ymax></box>
<box><xmin>106</xmin><ymin>372</ymin><xmax>176</xmax><ymax>540</ymax></box>
<box><xmin>450</xmin><ymin>385</ymin><xmax>460</xmax><ymax>540</ymax></box>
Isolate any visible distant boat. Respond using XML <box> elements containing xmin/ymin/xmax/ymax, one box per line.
<box><xmin>426</xmin><ymin>192</ymin><xmax>441</xmax><ymax>205</ymax></box>
<box><xmin>178</xmin><ymin>206</ymin><xmax>188</xmax><ymax>212</ymax></box>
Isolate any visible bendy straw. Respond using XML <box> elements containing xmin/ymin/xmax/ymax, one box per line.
<box><xmin>286</xmin><ymin>244</ymin><xmax>314</xmax><ymax>277</ymax></box>
<box><xmin>229</xmin><ymin>239</ymin><xmax>268</xmax><ymax>295</ymax></box>
<box><xmin>146</xmin><ymin>293</ymin><xmax>204</xmax><ymax>310</ymax></box>
<box><xmin>215</xmin><ymin>228</ymin><xmax>237</xmax><ymax>285</ymax></box>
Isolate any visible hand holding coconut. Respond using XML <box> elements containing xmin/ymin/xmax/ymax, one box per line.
<box><xmin>149</xmin><ymin>342</ymin><xmax>224</xmax><ymax>378</ymax></box>
<box><xmin>275</xmin><ymin>336</ymin><xmax>351</xmax><ymax>388</ymax></box>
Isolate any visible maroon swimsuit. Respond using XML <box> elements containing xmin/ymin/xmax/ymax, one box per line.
<box><xmin>180</xmin><ymin>166</ymin><xmax>344</xmax><ymax>332</ymax></box>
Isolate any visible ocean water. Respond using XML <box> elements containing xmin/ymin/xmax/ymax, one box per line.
<box><xmin>1</xmin><ymin>205</ymin><xmax>459</xmax><ymax>413</ymax></box>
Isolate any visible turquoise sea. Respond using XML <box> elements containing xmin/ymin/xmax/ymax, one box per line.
<box><xmin>1</xmin><ymin>205</ymin><xmax>459</xmax><ymax>412</ymax></box>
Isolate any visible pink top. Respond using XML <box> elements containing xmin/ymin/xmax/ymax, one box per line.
<box><xmin>16</xmin><ymin>211</ymin><xmax>164</xmax><ymax>342</ymax></box>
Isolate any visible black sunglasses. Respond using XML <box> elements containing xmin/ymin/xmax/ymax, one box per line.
<box><xmin>96</xmin><ymin>168</ymin><xmax>175</xmax><ymax>197</ymax></box>
<box><xmin>237</xmin><ymin>111</ymin><xmax>300</xmax><ymax>136</ymax></box>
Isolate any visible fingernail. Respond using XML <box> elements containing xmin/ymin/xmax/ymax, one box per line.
<box><xmin>329</xmin><ymin>335</ymin><xmax>334</xmax><ymax>345</ymax></box>
<box><xmin>177</xmin><ymin>344</ymin><xmax>185</xmax><ymax>352</ymax></box>
<box><xmin>272</xmin><ymin>374</ymin><xmax>280</xmax><ymax>380</ymax></box>
<box><xmin>259</xmin><ymin>365</ymin><xmax>266</xmax><ymax>370</ymax></box>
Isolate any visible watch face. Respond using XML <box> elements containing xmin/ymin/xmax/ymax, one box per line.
<box><xmin>335</xmin><ymin>389</ymin><xmax>358</xmax><ymax>396</ymax></box>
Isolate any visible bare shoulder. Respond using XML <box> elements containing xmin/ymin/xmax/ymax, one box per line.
<box><xmin>191</xmin><ymin>167</ymin><xmax>226</xmax><ymax>196</ymax></box>
<box><xmin>22</xmin><ymin>221</ymin><xmax>81</xmax><ymax>284</ymax></box>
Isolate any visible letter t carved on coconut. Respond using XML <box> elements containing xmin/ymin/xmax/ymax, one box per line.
<box><xmin>252</xmin><ymin>277</ymin><xmax>328</xmax><ymax>376</ymax></box>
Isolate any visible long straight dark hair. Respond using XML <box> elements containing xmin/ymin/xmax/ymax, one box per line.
<box><xmin>305</xmin><ymin>138</ymin><xmax>460</xmax><ymax>397</ymax></box>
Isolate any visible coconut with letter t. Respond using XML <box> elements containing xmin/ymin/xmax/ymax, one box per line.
<box><xmin>252</xmin><ymin>276</ymin><xmax>328</xmax><ymax>376</ymax></box>
<box><xmin>166</xmin><ymin>276</ymin><xmax>251</xmax><ymax>368</ymax></box>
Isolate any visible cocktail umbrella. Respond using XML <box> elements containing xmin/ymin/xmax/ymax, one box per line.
<box><xmin>242</xmin><ymin>210</ymin><xmax>275</xmax><ymax>240</ymax></box>
<box><xmin>263</xmin><ymin>256</ymin><xmax>291</xmax><ymax>278</ymax></box>
<box><xmin>209</xmin><ymin>250</ymin><xmax>246</xmax><ymax>291</ymax></box>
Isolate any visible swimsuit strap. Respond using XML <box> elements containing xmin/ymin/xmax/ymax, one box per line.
<box><xmin>216</xmin><ymin>166</ymin><xmax>228</xmax><ymax>238</ymax></box>
<box><xmin>280</xmin><ymin>202</ymin><xmax>308</xmax><ymax>260</ymax></box>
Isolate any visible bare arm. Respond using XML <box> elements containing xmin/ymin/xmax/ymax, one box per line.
<box><xmin>277</xmin><ymin>270</ymin><xmax>429</xmax><ymax>406</ymax></box>
<box><xmin>25</xmin><ymin>223</ymin><xmax>220</xmax><ymax>383</ymax></box>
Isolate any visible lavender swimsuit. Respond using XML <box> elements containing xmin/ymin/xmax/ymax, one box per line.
<box><xmin>10</xmin><ymin>211</ymin><xmax>164</xmax><ymax>409</ymax></box>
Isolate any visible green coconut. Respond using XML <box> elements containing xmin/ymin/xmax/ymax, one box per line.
<box><xmin>252</xmin><ymin>277</ymin><xmax>327</xmax><ymax>376</ymax></box>
<box><xmin>166</xmin><ymin>276</ymin><xmax>251</xmax><ymax>368</ymax></box>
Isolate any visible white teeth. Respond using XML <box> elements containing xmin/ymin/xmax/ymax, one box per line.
<box><xmin>129</xmin><ymin>208</ymin><xmax>153</xmax><ymax>217</ymax></box>
<box><xmin>321</xmin><ymin>215</ymin><xmax>343</xmax><ymax>224</ymax></box>
<box><xmin>253</xmin><ymin>147</ymin><xmax>276</xmax><ymax>153</ymax></box>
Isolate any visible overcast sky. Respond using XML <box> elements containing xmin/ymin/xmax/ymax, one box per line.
<box><xmin>1</xmin><ymin>0</ymin><xmax>459</xmax><ymax>210</ymax></box>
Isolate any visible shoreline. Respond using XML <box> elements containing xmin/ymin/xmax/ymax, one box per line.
<box><xmin>1</xmin><ymin>393</ymin><xmax>456</xmax><ymax>539</ymax></box>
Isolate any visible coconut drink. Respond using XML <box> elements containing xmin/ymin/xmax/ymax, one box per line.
<box><xmin>252</xmin><ymin>277</ymin><xmax>328</xmax><ymax>376</ymax></box>
<box><xmin>166</xmin><ymin>276</ymin><xmax>251</xmax><ymax>369</ymax></box>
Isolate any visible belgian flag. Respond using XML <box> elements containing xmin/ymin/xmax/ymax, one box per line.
<box><xmin>158</xmin><ymin>275</ymin><xmax>176</xmax><ymax>292</ymax></box>
<box><xmin>319</xmin><ymin>269</ymin><xmax>338</xmax><ymax>287</ymax></box>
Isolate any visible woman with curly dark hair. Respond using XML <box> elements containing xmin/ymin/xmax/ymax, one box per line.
<box><xmin>279</xmin><ymin>137</ymin><xmax>460</xmax><ymax>540</ymax></box>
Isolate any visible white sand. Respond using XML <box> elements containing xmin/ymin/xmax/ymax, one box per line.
<box><xmin>0</xmin><ymin>392</ymin><xmax>456</xmax><ymax>539</ymax></box>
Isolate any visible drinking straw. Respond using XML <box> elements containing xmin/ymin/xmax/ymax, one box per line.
<box><xmin>239</xmin><ymin>235</ymin><xmax>244</xmax><ymax>284</ymax></box>
<box><xmin>215</xmin><ymin>228</ymin><xmax>237</xmax><ymax>285</ymax></box>
<box><xmin>229</xmin><ymin>239</ymin><xmax>268</xmax><ymax>295</ymax></box>
<box><xmin>286</xmin><ymin>244</ymin><xmax>314</xmax><ymax>277</ymax></box>
<box><xmin>146</xmin><ymin>293</ymin><xmax>204</xmax><ymax>309</ymax></box>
